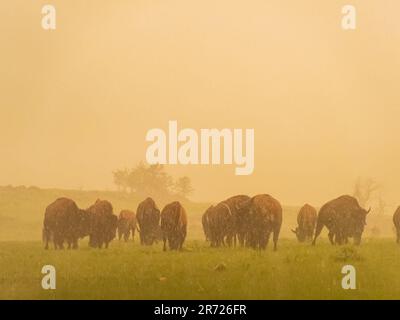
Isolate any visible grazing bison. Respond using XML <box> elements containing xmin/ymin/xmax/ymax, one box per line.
<box><xmin>206</xmin><ymin>202</ymin><xmax>236</xmax><ymax>247</ymax></box>
<box><xmin>117</xmin><ymin>210</ymin><xmax>137</xmax><ymax>242</ymax></box>
<box><xmin>242</xmin><ymin>194</ymin><xmax>283</xmax><ymax>251</ymax></box>
<box><xmin>223</xmin><ymin>195</ymin><xmax>251</xmax><ymax>246</ymax></box>
<box><xmin>160</xmin><ymin>201</ymin><xmax>187</xmax><ymax>251</ymax></box>
<box><xmin>136</xmin><ymin>197</ymin><xmax>161</xmax><ymax>245</ymax></box>
<box><xmin>204</xmin><ymin>195</ymin><xmax>251</xmax><ymax>248</ymax></box>
<box><xmin>292</xmin><ymin>204</ymin><xmax>317</xmax><ymax>242</ymax></box>
<box><xmin>87</xmin><ymin>199</ymin><xmax>118</xmax><ymax>249</ymax></box>
<box><xmin>312</xmin><ymin>195</ymin><xmax>370</xmax><ymax>246</ymax></box>
<box><xmin>43</xmin><ymin>198</ymin><xmax>90</xmax><ymax>250</ymax></box>
<box><xmin>393</xmin><ymin>206</ymin><xmax>400</xmax><ymax>244</ymax></box>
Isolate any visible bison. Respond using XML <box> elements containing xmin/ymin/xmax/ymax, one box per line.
<box><xmin>223</xmin><ymin>195</ymin><xmax>251</xmax><ymax>246</ymax></box>
<box><xmin>393</xmin><ymin>206</ymin><xmax>400</xmax><ymax>244</ymax></box>
<box><xmin>205</xmin><ymin>202</ymin><xmax>236</xmax><ymax>247</ymax></box>
<box><xmin>241</xmin><ymin>194</ymin><xmax>283</xmax><ymax>251</ymax></box>
<box><xmin>160</xmin><ymin>201</ymin><xmax>187</xmax><ymax>251</ymax></box>
<box><xmin>117</xmin><ymin>210</ymin><xmax>137</xmax><ymax>242</ymax></box>
<box><xmin>292</xmin><ymin>204</ymin><xmax>317</xmax><ymax>242</ymax></box>
<box><xmin>203</xmin><ymin>195</ymin><xmax>251</xmax><ymax>248</ymax></box>
<box><xmin>312</xmin><ymin>195</ymin><xmax>370</xmax><ymax>246</ymax></box>
<box><xmin>43</xmin><ymin>198</ymin><xmax>90</xmax><ymax>250</ymax></box>
<box><xmin>87</xmin><ymin>199</ymin><xmax>118</xmax><ymax>249</ymax></box>
<box><xmin>136</xmin><ymin>197</ymin><xmax>161</xmax><ymax>245</ymax></box>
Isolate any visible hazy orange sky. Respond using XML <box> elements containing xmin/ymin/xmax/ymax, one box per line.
<box><xmin>1</xmin><ymin>1</ymin><xmax>399</xmax><ymax>207</ymax></box>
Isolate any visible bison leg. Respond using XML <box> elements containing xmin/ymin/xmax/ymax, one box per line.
<box><xmin>54</xmin><ymin>233</ymin><xmax>64</xmax><ymax>249</ymax></box>
<box><xmin>139</xmin><ymin>231</ymin><xmax>144</xmax><ymax>245</ymax></box>
<box><xmin>45</xmin><ymin>236</ymin><xmax>50</xmax><ymax>250</ymax></box>
<box><xmin>226</xmin><ymin>235</ymin><xmax>232</xmax><ymax>247</ymax></box>
<box><xmin>306</xmin><ymin>229</ymin><xmax>313</xmax><ymax>241</ymax></box>
<box><xmin>180</xmin><ymin>230</ymin><xmax>186</xmax><ymax>250</ymax></box>
<box><xmin>328</xmin><ymin>232</ymin><xmax>335</xmax><ymax>245</ymax></box>
<box><xmin>124</xmin><ymin>232</ymin><xmax>129</xmax><ymax>242</ymax></box>
<box><xmin>43</xmin><ymin>228</ymin><xmax>51</xmax><ymax>250</ymax></box>
<box><xmin>53</xmin><ymin>233</ymin><xmax>59</xmax><ymax>249</ymax></box>
<box><xmin>335</xmin><ymin>231</ymin><xmax>344</xmax><ymax>245</ymax></box>
<box><xmin>163</xmin><ymin>234</ymin><xmax>167</xmax><ymax>251</ymax></box>
<box><xmin>246</xmin><ymin>232</ymin><xmax>255</xmax><ymax>249</ymax></box>
<box><xmin>237</xmin><ymin>233</ymin><xmax>244</xmax><ymax>246</ymax></box>
<box><xmin>53</xmin><ymin>235</ymin><xmax>59</xmax><ymax>250</ymax></box>
<box><xmin>260</xmin><ymin>232</ymin><xmax>270</xmax><ymax>250</ymax></box>
<box><xmin>273</xmin><ymin>227</ymin><xmax>280</xmax><ymax>251</ymax></box>
<box><xmin>210</xmin><ymin>237</ymin><xmax>215</xmax><ymax>247</ymax></box>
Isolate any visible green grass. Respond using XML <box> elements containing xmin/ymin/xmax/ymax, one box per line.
<box><xmin>1</xmin><ymin>239</ymin><xmax>400</xmax><ymax>300</ymax></box>
<box><xmin>0</xmin><ymin>185</ymin><xmax>399</xmax><ymax>300</ymax></box>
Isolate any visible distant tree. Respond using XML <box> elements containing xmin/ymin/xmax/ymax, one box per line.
<box><xmin>112</xmin><ymin>169</ymin><xmax>130</xmax><ymax>192</ymax></box>
<box><xmin>353</xmin><ymin>177</ymin><xmax>379</xmax><ymax>208</ymax></box>
<box><xmin>113</xmin><ymin>162</ymin><xmax>178</xmax><ymax>198</ymax></box>
<box><xmin>174</xmin><ymin>176</ymin><xmax>194</xmax><ymax>198</ymax></box>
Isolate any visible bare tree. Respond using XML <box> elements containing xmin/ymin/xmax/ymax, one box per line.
<box><xmin>353</xmin><ymin>177</ymin><xmax>379</xmax><ymax>208</ymax></box>
<box><xmin>174</xmin><ymin>176</ymin><xmax>194</xmax><ymax>199</ymax></box>
<box><xmin>376</xmin><ymin>194</ymin><xmax>387</xmax><ymax>215</ymax></box>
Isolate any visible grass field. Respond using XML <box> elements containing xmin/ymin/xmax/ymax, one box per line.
<box><xmin>1</xmin><ymin>239</ymin><xmax>400</xmax><ymax>300</ymax></box>
<box><xmin>0</xmin><ymin>186</ymin><xmax>399</xmax><ymax>300</ymax></box>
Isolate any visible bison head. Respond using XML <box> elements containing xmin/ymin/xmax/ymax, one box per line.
<box><xmin>352</xmin><ymin>207</ymin><xmax>371</xmax><ymax>245</ymax></box>
<box><xmin>291</xmin><ymin>227</ymin><xmax>306</xmax><ymax>242</ymax></box>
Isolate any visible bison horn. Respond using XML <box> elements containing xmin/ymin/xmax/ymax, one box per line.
<box><xmin>366</xmin><ymin>207</ymin><xmax>371</xmax><ymax>214</ymax></box>
<box><xmin>291</xmin><ymin>229</ymin><xmax>297</xmax><ymax>234</ymax></box>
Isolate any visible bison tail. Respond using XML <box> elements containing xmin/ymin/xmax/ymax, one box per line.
<box><xmin>312</xmin><ymin>220</ymin><xmax>324</xmax><ymax>246</ymax></box>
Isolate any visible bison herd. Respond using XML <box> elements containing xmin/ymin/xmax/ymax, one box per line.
<box><xmin>43</xmin><ymin>197</ymin><xmax>187</xmax><ymax>251</ymax></box>
<box><xmin>43</xmin><ymin>194</ymin><xmax>400</xmax><ymax>251</ymax></box>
